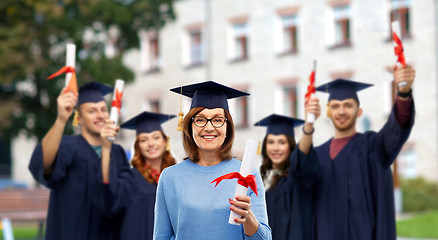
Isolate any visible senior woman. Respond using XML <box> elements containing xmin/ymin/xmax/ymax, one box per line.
<box><xmin>153</xmin><ymin>81</ymin><xmax>272</xmax><ymax>240</ymax></box>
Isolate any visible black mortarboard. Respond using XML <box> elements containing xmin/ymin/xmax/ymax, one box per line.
<box><xmin>120</xmin><ymin>111</ymin><xmax>176</xmax><ymax>135</ymax></box>
<box><xmin>254</xmin><ymin>114</ymin><xmax>304</xmax><ymax>137</ymax></box>
<box><xmin>315</xmin><ymin>79</ymin><xmax>373</xmax><ymax>101</ymax></box>
<box><xmin>78</xmin><ymin>81</ymin><xmax>113</xmax><ymax>106</ymax></box>
<box><xmin>169</xmin><ymin>81</ymin><xmax>249</xmax><ymax>111</ymax></box>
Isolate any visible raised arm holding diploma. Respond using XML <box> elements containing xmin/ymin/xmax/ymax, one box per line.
<box><xmin>28</xmin><ymin>80</ymin><xmax>130</xmax><ymax>240</ymax></box>
<box><xmin>291</xmin><ymin>64</ymin><xmax>415</xmax><ymax>240</ymax></box>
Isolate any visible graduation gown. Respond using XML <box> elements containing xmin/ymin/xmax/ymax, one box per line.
<box><xmin>266</xmin><ymin>148</ymin><xmax>319</xmax><ymax>240</ymax></box>
<box><xmin>296</xmin><ymin>102</ymin><xmax>415</xmax><ymax>240</ymax></box>
<box><xmin>28</xmin><ymin>135</ymin><xmax>129</xmax><ymax>240</ymax></box>
<box><xmin>94</xmin><ymin>167</ymin><xmax>157</xmax><ymax>240</ymax></box>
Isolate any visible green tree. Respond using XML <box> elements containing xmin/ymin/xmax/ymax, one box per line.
<box><xmin>401</xmin><ymin>177</ymin><xmax>438</xmax><ymax>212</ymax></box>
<box><xmin>0</xmin><ymin>0</ymin><xmax>175</xmax><ymax>141</ymax></box>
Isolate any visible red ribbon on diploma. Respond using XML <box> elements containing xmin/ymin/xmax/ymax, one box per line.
<box><xmin>393</xmin><ymin>32</ymin><xmax>406</xmax><ymax>67</ymax></box>
<box><xmin>211</xmin><ymin>172</ymin><xmax>258</xmax><ymax>196</ymax></box>
<box><xmin>47</xmin><ymin>66</ymin><xmax>78</xmax><ymax>95</ymax></box>
<box><xmin>304</xmin><ymin>70</ymin><xmax>316</xmax><ymax>103</ymax></box>
<box><xmin>111</xmin><ymin>89</ymin><xmax>123</xmax><ymax>114</ymax></box>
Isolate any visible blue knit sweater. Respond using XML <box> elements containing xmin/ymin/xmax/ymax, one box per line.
<box><xmin>154</xmin><ymin>158</ymin><xmax>272</xmax><ymax>240</ymax></box>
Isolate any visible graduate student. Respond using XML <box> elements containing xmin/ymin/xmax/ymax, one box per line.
<box><xmin>28</xmin><ymin>82</ymin><xmax>130</xmax><ymax>240</ymax></box>
<box><xmin>294</xmin><ymin>65</ymin><xmax>416</xmax><ymax>240</ymax></box>
<box><xmin>96</xmin><ymin>111</ymin><xmax>176</xmax><ymax>239</ymax></box>
<box><xmin>154</xmin><ymin>81</ymin><xmax>272</xmax><ymax>240</ymax></box>
<box><xmin>255</xmin><ymin>113</ymin><xmax>319</xmax><ymax>240</ymax></box>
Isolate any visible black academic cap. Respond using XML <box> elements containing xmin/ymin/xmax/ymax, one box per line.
<box><xmin>78</xmin><ymin>82</ymin><xmax>113</xmax><ymax>106</ymax></box>
<box><xmin>254</xmin><ymin>114</ymin><xmax>304</xmax><ymax>137</ymax></box>
<box><xmin>315</xmin><ymin>79</ymin><xmax>373</xmax><ymax>101</ymax></box>
<box><xmin>120</xmin><ymin>111</ymin><xmax>176</xmax><ymax>135</ymax></box>
<box><xmin>169</xmin><ymin>81</ymin><xmax>249</xmax><ymax>111</ymax></box>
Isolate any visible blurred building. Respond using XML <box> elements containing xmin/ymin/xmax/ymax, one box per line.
<box><xmin>12</xmin><ymin>0</ymin><xmax>438</xmax><ymax>186</ymax></box>
<box><xmin>120</xmin><ymin>0</ymin><xmax>438</xmax><ymax>182</ymax></box>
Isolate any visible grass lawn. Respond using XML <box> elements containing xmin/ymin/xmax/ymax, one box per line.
<box><xmin>8</xmin><ymin>226</ymin><xmax>43</xmax><ymax>240</ymax></box>
<box><xmin>7</xmin><ymin>212</ymin><xmax>438</xmax><ymax>239</ymax></box>
<box><xmin>397</xmin><ymin>210</ymin><xmax>438</xmax><ymax>238</ymax></box>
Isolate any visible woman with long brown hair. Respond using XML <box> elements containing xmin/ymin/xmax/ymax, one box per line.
<box><xmin>98</xmin><ymin>111</ymin><xmax>176</xmax><ymax>239</ymax></box>
<box><xmin>255</xmin><ymin>112</ymin><xmax>319</xmax><ymax>240</ymax></box>
<box><xmin>154</xmin><ymin>81</ymin><xmax>272</xmax><ymax>240</ymax></box>
<box><xmin>129</xmin><ymin>121</ymin><xmax>175</xmax><ymax>185</ymax></box>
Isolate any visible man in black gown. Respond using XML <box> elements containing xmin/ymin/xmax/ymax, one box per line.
<box><xmin>294</xmin><ymin>64</ymin><xmax>415</xmax><ymax>240</ymax></box>
<box><xmin>29</xmin><ymin>82</ymin><xmax>129</xmax><ymax>240</ymax></box>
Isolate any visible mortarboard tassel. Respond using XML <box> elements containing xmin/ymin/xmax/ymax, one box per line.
<box><xmin>176</xmin><ymin>86</ymin><xmax>184</xmax><ymax>131</ymax></box>
<box><xmin>325</xmin><ymin>80</ymin><xmax>331</xmax><ymax>118</ymax></box>
<box><xmin>166</xmin><ymin>136</ymin><xmax>171</xmax><ymax>151</ymax></box>
<box><xmin>326</xmin><ymin>102</ymin><xmax>331</xmax><ymax>118</ymax></box>
<box><xmin>176</xmin><ymin>111</ymin><xmax>184</xmax><ymax>131</ymax></box>
<box><xmin>256</xmin><ymin>141</ymin><xmax>261</xmax><ymax>155</ymax></box>
<box><xmin>72</xmin><ymin>109</ymin><xmax>79</xmax><ymax>127</ymax></box>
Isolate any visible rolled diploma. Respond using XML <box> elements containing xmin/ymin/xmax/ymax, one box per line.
<box><xmin>307</xmin><ymin>60</ymin><xmax>316</xmax><ymax>123</ymax></box>
<box><xmin>307</xmin><ymin>93</ymin><xmax>315</xmax><ymax>123</ymax></box>
<box><xmin>2</xmin><ymin>218</ymin><xmax>13</xmax><ymax>240</ymax></box>
<box><xmin>391</xmin><ymin>21</ymin><xmax>407</xmax><ymax>87</ymax></box>
<box><xmin>228</xmin><ymin>138</ymin><xmax>258</xmax><ymax>225</ymax></box>
<box><xmin>107</xmin><ymin>79</ymin><xmax>125</xmax><ymax>141</ymax></box>
<box><xmin>65</xmin><ymin>44</ymin><xmax>76</xmax><ymax>87</ymax></box>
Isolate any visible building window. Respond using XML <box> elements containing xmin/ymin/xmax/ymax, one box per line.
<box><xmin>333</xmin><ymin>4</ymin><xmax>351</xmax><ymax>47</ymax></box>
<box><xmin>189</xmin><ymin>30</ymin><xmax>203</xmax><ymax>67</ymax></box>
<box><xmin>143</xmin><ymin>94</ymin><xmax>161</xmax><ymax>113</ymax></box>
<box><xmin>140</xmin><ymin>32</ymin><xmax>161</xmax><ymax>73</ymax></box>
<box><xmin>281</xmin><ymin>15</ymin><xmax>298</xmax><ymax>54</ymax></box>
<box><xmin>330</xmin><ymin>70</ymin><xmax>353</xmax><ymax>80</ymax></box>
<box><xmin>234</xmin><ymin>23</ymin><xmax>248</xmax><ymax>61</ymax></box>
<box><xmin>230</xmin><ymin>86</ymin><xmax>249</xmax><ymax>128</ymax></box>
<box><xmin>182</xmin><ymin>23</ymin><xmax>204</xmax><ymax>68</ymax></box>
<box><xmin>283</xmin><ymin>86</ymin><xmax>298</xmax><ymax>117</ymax></box>
<box><xmin>390</xmin><ymin>0</ymin><xmax>411</xmax><ymax>38</ymax></box>
<box><xmin>235</xmin><ymin>95</ymin><xmax>249</xmax><ymax>128</ymax></box>
<box><xmin>148</xmin><ymin>36</ymin><xmax>160</xmax><ymax>71</ymax></box>
<box><xmin>397</xmin><ymin>143</ymin><xmax>417</xmax><ymax>178</ymax></box>
<box><xmin>228</xmin><ymin>21</ymin><xmax>249</xmax><ymax>62</ymax></box>
<box><xmin>149</xmin><ymin>99</ymin><xmax>160</xmax><ymax>113</ymax></box>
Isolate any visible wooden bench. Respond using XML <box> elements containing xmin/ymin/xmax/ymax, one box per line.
<box><xmin>0</xmin><ymin>188</ymin><xmax>50</xmax><ymax>239</ymax></box>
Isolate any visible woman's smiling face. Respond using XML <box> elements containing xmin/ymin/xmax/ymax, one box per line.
<box><xmin>265</xmin><ymin>134</ymin><xmax>291</xmax><ymax>169</ymax></box>
<box><xmin>192</xmin><ymin>108</ymin><xmax>227</xmax><ymax>154</ymax></box>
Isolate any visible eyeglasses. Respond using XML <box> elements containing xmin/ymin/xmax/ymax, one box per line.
<box><xmin>192</xmin><ymin>116</ymin><xmax>227</xmax><ymax>128</ymax></box>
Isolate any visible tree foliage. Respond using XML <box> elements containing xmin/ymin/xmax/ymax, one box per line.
<box><xmin>0</xmin><ymin>0</ymin><xmax>175</xmax><ymax>140</ymax></box>
<box><xmin>401</xmin><ymin>177</ymin><xmax>438</xmax><ymax>212</ymax></box>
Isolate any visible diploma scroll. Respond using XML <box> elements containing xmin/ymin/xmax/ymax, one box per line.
<box><xmin>307</xmin><ymin>94</ymin><xmax>315</xmax><ymax>123</ymax></box>
<box><xmin>228</xmin><ymin>138</ymin><xmax>258</xmax><ymax>225</ymax></box>
<box><xmin>392</xmin><ymin>21</ymin><xmax>407</xmax><ymax>87</ymax></box>
<box><xmin>107</xmin><ymin>79</ymin><xmax>125</xmax><ymax>141</ymax></box>
<box><xmin>306</xmin><ymin>60</ymin><xmax>316</xmax><ymax>123</ymax></box>
<box><xmin>2</xmin><ymin>218</ymin><xmax>13</xmax><ymax>240</ymax></box>
<box><xmin>65</xmin><ymin>44</ymin><xmax>76</xmax><ymax>88</ymax></box>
